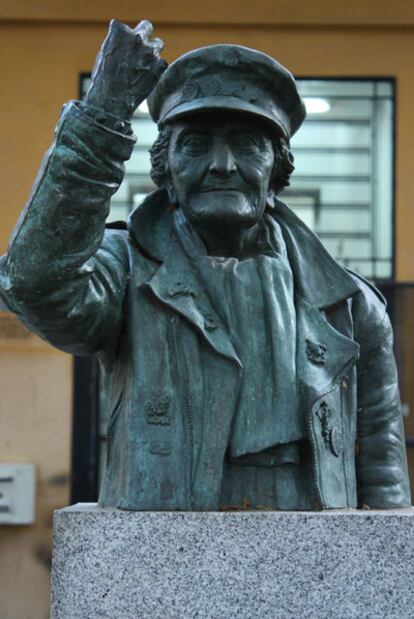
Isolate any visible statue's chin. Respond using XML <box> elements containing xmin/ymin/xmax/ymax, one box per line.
<box><xmin>181</xmin><ymin>192</ymin><xmax>262</xmax><ymax>230</ymax></box>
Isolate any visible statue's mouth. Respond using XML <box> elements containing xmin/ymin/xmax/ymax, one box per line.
<box><xmin>200</xmin><ymin>187</ymin><xmax>243</xmax><ymax>193</ymax></box>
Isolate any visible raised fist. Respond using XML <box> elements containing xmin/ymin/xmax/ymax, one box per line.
<box><xmin>84</xmin><ymin>19</ymin><xmax>167</xmax><ymax>120</ymax></box>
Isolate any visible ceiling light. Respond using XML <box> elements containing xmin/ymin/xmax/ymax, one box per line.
<box><xmin>303</xmin><ymin>97</ymin><xmax>331</xmax><ymax>114</ymax></box>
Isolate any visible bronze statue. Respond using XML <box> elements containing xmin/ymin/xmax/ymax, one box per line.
<box><xmin>0</xmin><ymin>20</ymin><xmax>410</xmax><ymax>510</ymax></box>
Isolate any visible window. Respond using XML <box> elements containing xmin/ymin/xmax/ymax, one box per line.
<box><xmin>286</xmin><ymin>79</ymin><xmax>394</xmax><ymax>280</ymax></box>
<box><xmin>81</xmin><ymin>75</ymin><xmax>395</xmax><ymax>280</ymax></box>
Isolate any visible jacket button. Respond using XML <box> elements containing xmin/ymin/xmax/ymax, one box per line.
<box><xmin>341</xmin><ymin>377</ymin><xmax>349</xmax><ymax>389</ymax></box>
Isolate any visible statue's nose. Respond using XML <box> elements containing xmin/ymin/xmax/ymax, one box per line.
<box><xmin>208</xmin><ymin>143</ymin><xmax>237</xmax><ymax>176</ymax></box>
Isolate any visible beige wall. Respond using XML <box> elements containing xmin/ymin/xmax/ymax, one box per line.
<box><xmin>1</xmin><ymin>3</ymin><xmax>414</xmax><ymax>617</ymax></box>
<box><xmin>0</xmin><ymin>340</ymin><xmax>71</xmax><ymax>619</ymax></box>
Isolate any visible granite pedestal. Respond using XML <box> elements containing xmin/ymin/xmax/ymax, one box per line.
<box><xmin>51</xmin><ymin>504</ymin><xmax>414</xmax><ymax>618</ymax></box>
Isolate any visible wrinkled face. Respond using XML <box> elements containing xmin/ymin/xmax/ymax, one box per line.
<box><xmin>167</xmin><ymin>112</ymin><xmax>275</xmax><ymax>229</ymax></box>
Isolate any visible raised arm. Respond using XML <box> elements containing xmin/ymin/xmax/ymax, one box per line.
<box><xmin>0</xmin><ymin>20</ymin><xmax>167</xmax><ymax>356</ymax></box>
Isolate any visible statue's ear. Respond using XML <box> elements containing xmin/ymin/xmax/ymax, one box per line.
<box><xmin>266</xmin><ymin>188</ymin><xmax>277</xmax><ymax>210</ymax></box>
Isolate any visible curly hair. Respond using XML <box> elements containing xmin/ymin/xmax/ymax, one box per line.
<box><xmin>149</xmin><ymin>124</ymin><xmax>295</xmax><ymax>196</ymax></box>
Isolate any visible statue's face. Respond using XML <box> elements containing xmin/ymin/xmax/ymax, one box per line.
<box><xmin>167</xmin><ymin>112</ymin><xmax>275</xmax><ymax>229</ymax></box>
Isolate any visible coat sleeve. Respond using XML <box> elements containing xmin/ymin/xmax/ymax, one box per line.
<box><xmin>0</xmin><ymin>101</ymin><xmax>136</xmax><ymax>356</ymax></box>
<box><xmin>353</xmin><ymin>279</ymin><xmax>411</xmax><ymax>507</ymax></box>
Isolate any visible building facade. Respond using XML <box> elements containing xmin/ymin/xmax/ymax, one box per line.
<box><xmin>1</xmin><ymin>2</ymin><xmax>414</xmax><ymax>615</ymax></box>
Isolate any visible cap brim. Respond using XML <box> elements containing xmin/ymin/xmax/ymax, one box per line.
<box><xmin>159</xmin><ymin>95</ymin><xmax>288</xmax><ymax>138</ymax></box>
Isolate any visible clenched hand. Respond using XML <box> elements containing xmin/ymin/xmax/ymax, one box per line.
<box><xmin>84</xmin><ymin>19</ymin><xmax>167</xmax><ymax>120</ymax></box>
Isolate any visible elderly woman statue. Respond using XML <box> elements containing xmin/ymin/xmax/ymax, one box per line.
<box><xmin>0</xmin><ymin>20</ymin><xmax>410</xmax><ymax>511</ymax></box>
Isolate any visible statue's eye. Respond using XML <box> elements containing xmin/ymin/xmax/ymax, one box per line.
<box><xmin>181</xmin><ymin>135</ymin><xmax>208</xmax><ymax>154</ymax></box>
<box><xmin>232</xmin><ymin>133</ymin><xmax>262</xmax><ymax>151</ymax></box>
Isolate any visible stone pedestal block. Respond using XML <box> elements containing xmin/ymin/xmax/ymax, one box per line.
<box><xmin>51</xmin><ymin>504</ymin><xmax>414</xmax><ymax>618</ymax></box>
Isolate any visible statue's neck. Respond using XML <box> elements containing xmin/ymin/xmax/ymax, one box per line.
<box><xmin>192</xmin><ymin>221</ymin><xmax>261</xmax><ymax>259</ymax></box>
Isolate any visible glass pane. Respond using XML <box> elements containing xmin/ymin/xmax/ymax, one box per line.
<box><xmin>298</xmin><ymin>80</ymin><xmax>376</xmax><ymax>97</ymax></box>
<box><xmin>285</xmin><ymin>78</ymin><xmax>394</xmax><ymax>280</ymax></box>
<box><xmin>293</xmin><ymin>123</ymin><xmax>372</xmax><ymax>148</ymax></box>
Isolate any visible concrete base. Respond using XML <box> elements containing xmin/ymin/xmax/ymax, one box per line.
<box><xmin>51</xmin><ymin>504</ymin><xmax>414</xmax><ymax>619</ymax></box>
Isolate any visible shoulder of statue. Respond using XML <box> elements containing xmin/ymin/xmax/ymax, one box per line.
<box><xmin>127</xmin><ymin>189</ymin><xmax>174</xmax><ymax>261</ymax></box>
<box><xmin>347</xmin><ymin>268</ymin><xmax>390</xmax><ymax>351</ymax></box>
<box><xmin>345</xmin><ymin>268</ymin><xmax>386</xmax><ymax>307</ymax></box>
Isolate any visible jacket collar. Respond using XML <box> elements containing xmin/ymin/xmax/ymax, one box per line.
<box><xmin>129</xmin><ymin>190</ymin><xmax>241</xmax><ymax>366</ymax></box>
<box><xmin>128</xmin><ymin>190</ymin><xmax>361</xmax><ymax>310</ymax></box>
<box><xmin>145</xmin><ymin>233</ymin><xmax>242</xmax><ymax>366</ymax></box>
<box><xmin>271</xmin><ymin>199</ymin><xmax>360</xmax><ymax>308</ymax></box>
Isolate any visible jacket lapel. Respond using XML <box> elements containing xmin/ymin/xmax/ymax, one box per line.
<box><xmin>271</xmin><ymin>198</ymin><xmax>361</xmax><ymax>401</ymax></box>
<box><xmin>128</xmin><ymin>191</ymin><xmax>241</xmax><ymax>366</ymax></box>
<box><xmin>146</xmin><ymin>236</ymin><xmax>241</xmax><ymax>367</ymax></box>
<box><xmin>296</xmin><ymin>296</ymin><xmax>360</xmax><ymax>405</ymax></box>
<box><xmin>273</xmin><ymin>199</ymin><xmax>360</xmax><ymax>308</ymax></box>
